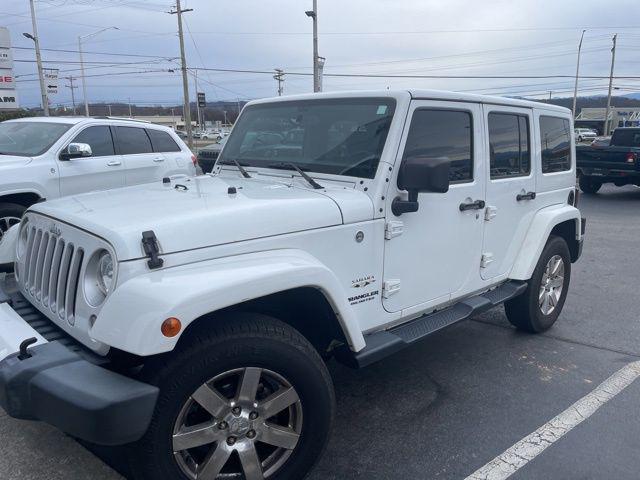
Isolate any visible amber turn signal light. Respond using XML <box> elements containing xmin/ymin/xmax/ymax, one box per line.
<box><xmin>161</xmin><ymin>317</ymin><xmax>182</xmax><ymax>337</ymax></box>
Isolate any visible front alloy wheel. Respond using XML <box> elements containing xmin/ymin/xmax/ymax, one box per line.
<box><xmin>173</xmin><ymin>367</ymin><xmax>303</xmax><ymax>479</ymax></box>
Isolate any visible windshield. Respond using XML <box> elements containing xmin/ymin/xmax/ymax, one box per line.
<box><xmin>218</xmin><ymin>98</ymin><xmax>396</xmax><ymax>178</ymax></box>
<box><xmin>0</xmin><ymin>121</ymin><xmax>72</xmax><ymax>157</ymax></box>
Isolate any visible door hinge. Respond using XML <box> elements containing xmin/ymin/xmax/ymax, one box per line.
<box><xmin>385</xmin><ymin>221</ymin><xmax>404</xmax><ymax>239</ymax></box>
<box><xmin>382</xmin><ymin>279</ymin><xmax>401</xmax><ymax>298</ymax></box>
<box><xmin>484</xmin><ymin>205</ymin><xmax>498</xmax><ymax>221</ymax></box>
<box><xmin>480</xmin><ymin>253</ymin><xmax>494</xmax><ymax>268</ymax></box>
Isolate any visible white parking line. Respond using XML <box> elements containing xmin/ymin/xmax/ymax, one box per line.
<box><xmin>466</xmin><ymin>360</ymin><xmax>640</xmax><ymax>480</ymax></box>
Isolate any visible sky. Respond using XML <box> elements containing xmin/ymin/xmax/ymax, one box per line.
<box><xmin>2</xmin><ymin>0</ymin><xmax>640</xmax><ymax>109</ymax></box>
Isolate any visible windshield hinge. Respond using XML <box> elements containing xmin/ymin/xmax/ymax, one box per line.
<box><xmin>385</xmin><ymin>221</ymin><xmax>404</xmax><ymax>240</ymax></box>
<box><xmin>142</xmin><ymin>230</ymin><xmax>164</xmax><ymax>270</ymax></box>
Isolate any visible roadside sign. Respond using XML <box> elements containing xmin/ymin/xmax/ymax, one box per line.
<box><xmin>0</xmin><ymin>27</ymin><xmax>18</xmax><ymax>110</ymax></box>
<box><xmin>197</xmin><ymin>92</ymin><xmax>206</xmax><ymax>108</ymax></box>
<box><xmin>44</xmin><ymin>68</ymin><xmax>59</xmax><ymax>95</ymax></box>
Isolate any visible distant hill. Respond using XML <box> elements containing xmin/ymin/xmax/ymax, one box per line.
<box><xmin>534</xmin><ymin>95</ymin><xmax>640</xmax><ymax>110</ymax></box>
<box><xmin>623</xmin><ymin>93</ymin><xmax>640</xmax><ymax>100</ymax></box>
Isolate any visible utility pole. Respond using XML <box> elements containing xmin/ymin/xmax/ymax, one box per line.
<box><xmin>169</xmin><ymin>0</ymin><xmax>194</xmax><ymax>148</ymax></box>
<box><xmin>604</xmin><ymin>34</ymin><xmax>617</xmax><ymax>136</ymax></box>
<box><xmin>305</xmin><ymin>0</ymin><xmax>320</xmax><ymax>92</ymax></box>
<box><xmin>572</xmin><ymin>30</ymin><xmax>586</xmax><ymax>119</ymax></box>
<box><xmin>128</xmin><ymin>97</ymin><xmax>132</xmax><ymax>117</ymax></box>
<box><xmin>549</xmin><ymin>91</ymin><xmax>552</xmax><ymax>100</ymax></box>
<box><xmin>64</xmin><ymin>76</ymin><xmax>77</xmax><ymax>115</ymax></box>
<box><xmin>274</xmin><ymin>69</ymin><xmax>285</xmax><ymax>96</ymax></box>
<box><xmin>27</xmin><ymin>0</ymin><xmax>49</xmax><ymax>116</ymax></box>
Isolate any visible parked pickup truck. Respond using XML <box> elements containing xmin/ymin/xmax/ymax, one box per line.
<box><xmin>576</xmin><ymin>127</ymin><xmax>640</xmax><ymax>193</ymax></box>
<box><xmin>0</xmin><ymin>90</ymin><xmax>584</xmax><ymax>480</ymax></box>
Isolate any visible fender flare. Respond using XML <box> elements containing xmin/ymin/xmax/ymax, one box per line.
<box><xmin>509</xmin><ymin>204</ymin><xmax>581</xmax><ymax>280</ymax></box>
<box><xmin>91</xmin><ymin>249</ymin><xmax>365</xmax><ymax>356</ymax></box>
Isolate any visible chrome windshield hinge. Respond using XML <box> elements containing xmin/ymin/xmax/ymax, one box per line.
<box><xmin>385</xmin><ymin>221</ymin><xmax>404</xmax><ymax>240</ymax></box>
<box><xmin>382</xmin><ymin>279</ymin><xmax>401</xmax><ymax>298</ymax></box>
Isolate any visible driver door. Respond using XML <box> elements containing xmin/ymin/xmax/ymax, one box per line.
<box><xmin>382</xmin><ymin>101</ymin><xmax>486</xmax><ymax>315</ymax></box>
<box><xmin>57</xmin><ymin>125</ymin><xmax>125</xmax><ymax>196</ymax></box>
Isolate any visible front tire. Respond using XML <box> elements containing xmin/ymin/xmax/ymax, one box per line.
<box><xmin>126</xmin><ymin>313</ymin><xmax>335</xmax><ymax>480</ymax></box>
<box><xmin>579</xmin><ymin>175</ymin><xmax>602</xmax><ymax>194</ymax></box>
<box><xmin>505</xmin><ymin>236</ymin><xmax>571</xmax><ymax>333</ymax></box>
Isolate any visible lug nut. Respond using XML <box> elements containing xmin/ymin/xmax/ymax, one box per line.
<box><xmin>227</xmin><ymin>436</ymin><xmax>237</xmax><ymax>446</ymax></box>
<box><xmin>249</xmin><ymin>411</ymin><xmax>259</xmax><ymax>420</ymax></box>
<box><xmin>246</xmin><ymin>430</ymin><xmax>256</xmax><ymax>439</ymax></box>
<box><xmin>218</xmin><ymin>421</ymin><xmax>228</xmax><ymax>430</ymax></box>
<box><xmin>232</xmin><ymin>406</ymin><xmax>242</xmax><ymax>416</ymax></box>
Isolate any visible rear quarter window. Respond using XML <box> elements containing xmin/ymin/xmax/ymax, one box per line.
<box><xmin>540</xmin><ymin>116</ymin><xmax>572</xmax><ymax>173</ymax></box>
<box><xmin>147</xmin><ymin>129</ymin><xmax>182</xmax><ymax>153</ymax></box>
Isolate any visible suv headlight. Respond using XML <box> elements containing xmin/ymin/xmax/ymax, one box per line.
<box><xmin>96</xmin><ymin>251</ymin><xmax>114</xmax><ymax>295</ymax></box>
<box><xmin>84</xmin><ymin>249</ymin><xmax>116</xmax><ymax>306</ymax></box>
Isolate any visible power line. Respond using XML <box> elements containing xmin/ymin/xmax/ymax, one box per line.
<box><xmin>12</xmin><ymin>45</ymin><xmax>176</xmax><ymax>60</ymax></box>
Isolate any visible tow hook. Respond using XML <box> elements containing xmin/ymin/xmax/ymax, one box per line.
<box><xmin>18</xmin><ymin>337</ymin><xmax>38</xmax><ymax>360</ymax></box>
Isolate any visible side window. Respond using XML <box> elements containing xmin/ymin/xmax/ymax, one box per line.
<box><xmin>115</xmin><ymin>126</ymin><xmax>153</xmax><ymax>155</ymax></box>
<box><xmin>540</xmin><ymin>116</ymin><xmax>572</xmax><ymax>173</ymax></box>
<box><xmin>146</xmin><ymin>129</ymin><xmax>182</xmax><ymax>153</ymax></box>
<box><xmin>71</xmin><ymin>126</ymin><xmax>115</xmax><ymax>157</ymax></box>
<box><xmin>403</xmin><ymin>109</ymin><xmax>473</xmax><ymax>183</ymax></box>
<box><xmin>488</xmin><ymin>112</ymin><xmax>530</xmax><ymax>179</ymax></box>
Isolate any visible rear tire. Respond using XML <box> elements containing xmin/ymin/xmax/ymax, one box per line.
<box><xmin>126</xmin><ymin>313</ymin><xmax>335</xmax><ymax>480</ymax></box>
<box><xmin>579</xmin><ymin>175</ymin><xmax>602</xmax><ymax>194</ymax></box>
<box><xmin>505</xmin><ymin>236</ymin><xmax>571</xmax><ymax>333</ymax></box>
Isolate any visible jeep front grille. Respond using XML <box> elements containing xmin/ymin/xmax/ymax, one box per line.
<box><xmin>21</xmin><ymin>224</ymin><xmax>84</xmax><ymax>325</ymax></box>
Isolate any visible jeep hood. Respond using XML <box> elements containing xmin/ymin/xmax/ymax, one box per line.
<box><xmin>31</xmin><ymin>174</ymin><xmax>373</xmax><ymax>261</ymax></box>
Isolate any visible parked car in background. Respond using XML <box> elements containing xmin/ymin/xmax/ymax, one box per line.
<box><xmin>0</xmin><ymin>117</ymin><xmax>197</xmax><ymax>242</ymax></box>
<box><xmin>575</xmin><ymin>128</ymin><xmax>597</xmax><ymax>143</ymax></box>
<box><xmin>197</xmin><ymin>136</ymin><xmax>227</xmax><ymax>173</ymax></box>
<box><xmin>0</xmin><ymin>90</ymin><xmax>583</xmax><ymax>480</ymax></box>
<box><xmin>577</xmin><ymin>127</ymin><xmax>640</xmax><ymax>193</ymax></box>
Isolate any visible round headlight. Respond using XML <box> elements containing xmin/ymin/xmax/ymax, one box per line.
<box><xmin>17</xmin><ymin>221</ymin><xmax>29</xmax><ymax>259</ymax></box>
<box><xmin>96</xmin><ymin>251</ymin><xmax>114</xmax><ymax>296</ymax></box>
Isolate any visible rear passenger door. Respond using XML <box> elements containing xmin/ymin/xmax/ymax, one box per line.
<box><xmin>481</xmin><ymin>105</ymin><xmax>536</xmax><ymax>280</ymax></box>
<box><xmin>146</xmin><ymin>128</ymin><xmax>191</xmax><ymax>176</ymax></box>
<box><xmin>113</xmin><ymin>126</ymin><xmax>164</xmax><ymax>186</ymax></box>
<box><xmin>58</xmin><ymin>125</ymin><xmax>126</xmax><ymax>196</ymax></box>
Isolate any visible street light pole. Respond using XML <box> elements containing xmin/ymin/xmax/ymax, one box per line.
<box><xmin>27</xmin><ymin>0</ymin><xmax>49</xmax><ymax>116</ymax></box>
<box><xmin>78</xmin><ymin>27</ymin><xmax>118</xmax><ymax>117</ymax></box>
<box><xmin>306</xmin><ymin>1</ymin><xmax>320</xmax><ymax>92</ymax></box>
<box><xmin>169</xmin><ymin>0</ymin><xmax>194</xmax><ymax>149</ymax></box>
<box><xmin>572</xmin><ymin>29</ymin><xmax>586</xmax><ymax>119</ymax></box>
<box><xmin>604</xmin><ymin>34</ymin><xmax>617</xmax><ymax>136</ymax></box>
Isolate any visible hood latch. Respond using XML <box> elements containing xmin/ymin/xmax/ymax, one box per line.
<box><xmin>142</xmin><ymin>230</ymin><xmax>164</xmax><ymax>270</ymax></box>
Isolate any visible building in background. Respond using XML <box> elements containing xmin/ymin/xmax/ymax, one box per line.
<box><xmin>0</xmin><ymin>27</ymin><xmax>19</xmax><ymax>110</ymax></box>
<box><xmin>575</xmin><ymin>107</ymin><xmax>640</xmax><ymax>134</ymax></box>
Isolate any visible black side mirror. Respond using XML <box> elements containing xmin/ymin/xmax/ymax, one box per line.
<box><xmin>392</xmin><ymin>156</ymin><xmax>450</xmax><ymax>216</ymax></box>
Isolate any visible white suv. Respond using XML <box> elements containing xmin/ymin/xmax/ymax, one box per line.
<box><xmin>0</xmin><ymin>116</ymin><xmax>197</xmax><ymax>243</ymax></box>
<box><xmin>0</xmin><ymin>90</ymin><xmax>584</xmax><ymax>480</ymax></box>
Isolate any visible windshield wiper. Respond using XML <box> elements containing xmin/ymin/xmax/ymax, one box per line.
<box><xmin>219</xmin><ymin>158</ymin><xmax>251</xmax><ymax>178</ymax></box>
<box><xmin>268</xmin><ymin>162</ymin><xmax>324</xmax><ymax>189</ymax></box>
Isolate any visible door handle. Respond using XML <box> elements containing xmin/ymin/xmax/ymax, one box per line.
<box><xmin>153</xmin><ymin>156</ymin><xmax>165</xmax><ymax>163</ymax></box>
<box><xmin>459</xmin><ymin>200</ymin><xmax>486</xmax><ymax>211</ymax></box>
<box><xmin>516</xmin><ymin>191</ymin><xmax>536</xmax><ymax>201</ymax></box>
<box><xmin>107</xmin><ymin>160</ymin><xmax>122</xmax><ymax>167</ymax></box>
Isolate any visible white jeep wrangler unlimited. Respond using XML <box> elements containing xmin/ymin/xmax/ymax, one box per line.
<box><xmin>0</xmin><ymin>91</ymin><xmax>584</xmax><ymax>480</ymax></box>
<box><xmin>0</xmin><ymin>116</ymin><xmax>197</xmax><ymax>244</ymax></box>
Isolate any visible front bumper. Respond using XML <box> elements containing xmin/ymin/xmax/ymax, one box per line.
<box><xmin>0</xmin><ymin>281</ymin><xmax>159</xmax><ymax>446</ymax></box>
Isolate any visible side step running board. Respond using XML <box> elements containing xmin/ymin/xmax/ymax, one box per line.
<box><xmin>337</xmin><ymin>280</ymin><xmax>527</xmax><ymax>369</ymax></box>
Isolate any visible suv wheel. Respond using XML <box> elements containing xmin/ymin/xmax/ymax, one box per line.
<box><xmin>505</xmin><ymin>235</ymin><xmax>571</xmax><ymax>333</ymax></box>
<box><xmin>0</xmin><ymin>203</ymin><xmax>25</xmax><ymax>243</ymax></box>
<box><xmin>126</xmin><ymin>313</ymin><xmax>335</xmax><ymax>480</ymax></box>
<box><xmin>579</xmin><ymin>175</ymin><xmax>602</xmax><ymax>194</ymax></box>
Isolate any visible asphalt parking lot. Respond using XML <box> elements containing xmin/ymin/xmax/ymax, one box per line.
<box><xmin>1</xmin><ymin>184</ymin><xmax>639</xmax><ymax>480</ymax></box>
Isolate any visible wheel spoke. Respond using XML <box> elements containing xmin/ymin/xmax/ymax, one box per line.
<box><xmin>238</xmin><ymin>443</ymin><xmax>264</xmax><ymax>480</ymax></box>
<box><xmin>548</xmin><ymin>292</ymin><xmax>557</xmax><ymax>308</ymax></box>
<box><xmin>541</xmin><ymin>292</ymin><xmax>550</xmax><ymax>313</ymax></box>
<box><xmin>549</xmin><ymin>275</ymin><xmax>564</xmax><ymax>288</ymax></box>
<box><xmin>173</xmin><ymin>421</ymin><xmax>221</xmax><ymax>452</ymax></box>
<box><xmin>259</xmin><ymin>387</ymin><xmax>299</xmax><ymax>419</ymax></box>
<box><xmin>192</xmin><ymin>384</ymin><xmax>230</xmax><ymax>418</ymax></box>
<box><xmin>237</xmin><ymin>367</ymin><xmax>262</xmax><ymax>403</ymax></box>
<box><xmin>197</xmin><ymin>444</ymin><xmax>232</xmax><ymax>480</ymax></box>
<box><xmin>259</xmin><ymin>422</ymin><xmax>300</xmax><ymax>450</ymax></box>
